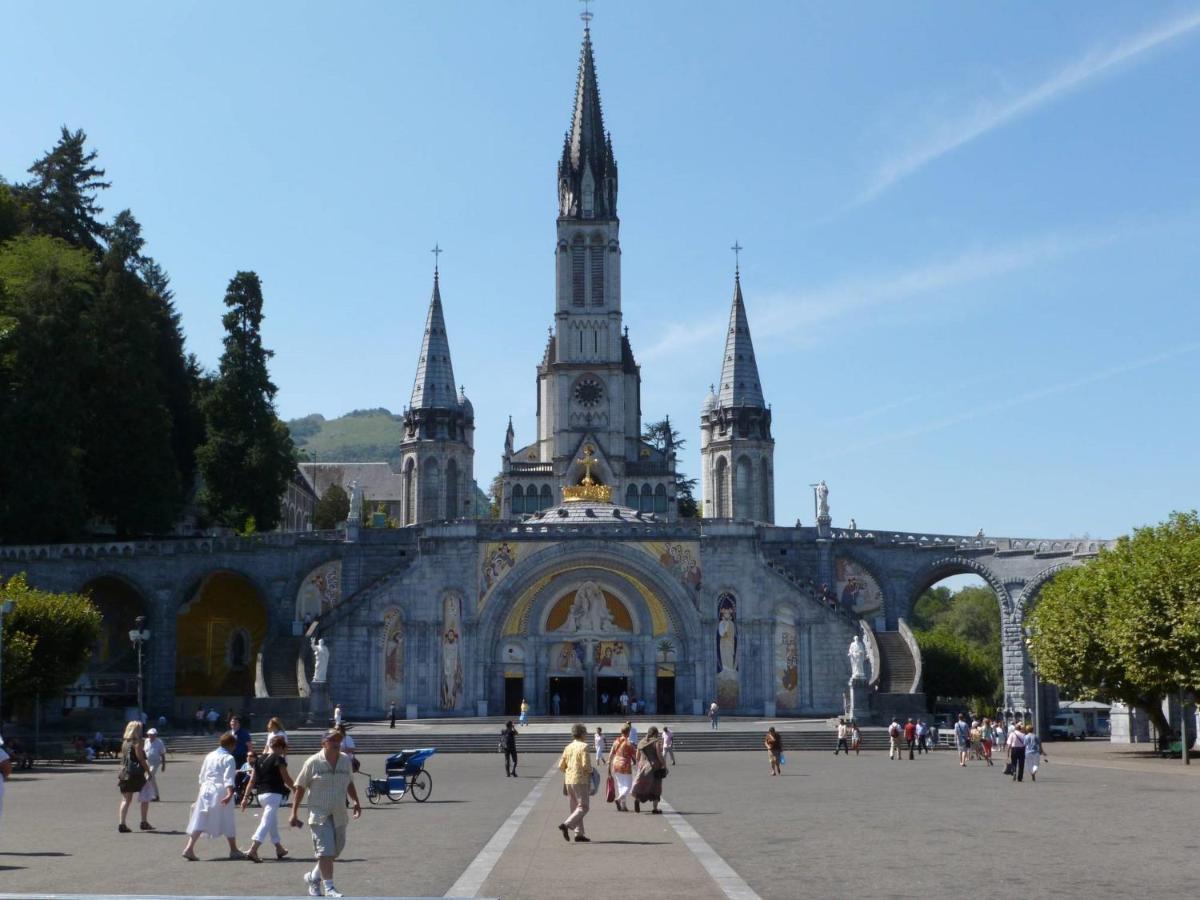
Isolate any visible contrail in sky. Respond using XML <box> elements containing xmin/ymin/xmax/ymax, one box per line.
<box><xmin>859</xmin><ymin>9</ymin><xmax>1200</xmax><ymax>203</ymax></box>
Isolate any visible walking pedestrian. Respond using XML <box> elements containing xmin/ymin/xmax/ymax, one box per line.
<box><xmin>981</xmin><ymin>718</ymin><xmax>995</xmax><ymax>766</ymax></box>
<box><xmin>389</xmin><ymin>701</ymin><xmax>397</xmax><ymax>729</ymax></box>
<box><xmin>904</xmin><ymin>718</ymin><xmax>917</xmax><ymax>759</ymax></box>
<box><xmin>0</xmin><ymin>737</ymin><xmax>10</xmax><ymax>831</ymax></box>
<box><xmin>626</xmin><ymin>719</ymin><xmax>638</xmax><ymax>746</ymax></box>
<box><xmin>632</xmin><ymin>726</ymin><xmax>666</xmax><ymax>813</ymax></box>
<box><xmin>501</xmin><ymin>721</ymin><xmax>518</xmax><ymax>777</ymax></box>
<box><xmin>519</xmin><ymin>698</ymin><xmax>529</xmax><ymax>727</ymax></box>
<box><xmin>850</xmin><ymin>721</ymin><xmax>862</xmax><ymax>755</ymax></box>
<box><xmin>140</xmin><ymin>727</ymin><xmax>167</xmax><ymax>819</ymax></box>
<box><xmin>290</xmin><ymin>728</ymin><xmax>361</xmax><ymax>898</ymax></box>
<box><xmin>1023</xmin><ymin>727</ymin><xmax>1047</xmax><ymax>782</ymax></box>
<box><xmin>662</xmin><ymin>726</ymin><xmax>676</xmax><ymax>765</ymax></box>
<box><xmin>205</xmin><ymin>707</ymin><xmax>219</xmax><ymax>734</ymax></box>
<box><xmin>265</xmin><ymin>717</ymin><xmax>287</xmax><ymax>747</ymax></box>
<box><xmin>557</xmin><ymin>723</ymin><xmax>593</xmax><ymax>842</ymax></box>
<box><xmin>552</xmin><ymin>693</ymin><xmax>561</xmax><ymax>716</ymax></box>
<box><xmin>608</xmin><ymin>724</ymin><xmax>635</xmax><ymax>812</ymax></box>
<box><xmin>954</xmin><ymin>713</ymin><xmax>971</xmax><ymax>766</ymax></box>
<box><xmin>181</xmin><ymin>732</ymin><xmax>241</xmax><ymax>860</ymax></box>
<box><xmin>834</xmin><ymin>720</ymin><xmax>850</xmax><ymax>755</ymax></box>
<box><xmin>332</xmin><ymin>704</ymin><xmax>344</xmax><ymax>728</ymax></box>
<box><xmin>888</xmin><ymin>718</ymin><xmax>902</xmax><ymax>760</ymax></box>
<box><xmin>193</xmin><ymin>704</ymin><xmax>204</xmax><ymax>736</ymax></box>
<box><xmin>708</xmin><ymin>701</ymin><xmax>719</xmax><ymax>730</ymax></box>
<box><xmin>241</xmin><ymin>733</ymin><xmax>294</xmax><ymax>862</ymax></box>
<box><xmin>619</xmin><ymin>691</ymin><xmax>630</xmax><ymax>715</ymax></box>
<box><xmin>1006</xmin><ymin>723</ymin><xmax>1027</xmax><ymax>782</ymax></box>
<box><xmin>916</xmin><ymin>719</ymin><xmax>929</xmax><ymax>754</ymax></box>
<box><xmin>116</xmin><ymin>721</ymin><xmax>151</xmax><ymax>833</ymax></box>
<box><xmin>229</xmin><ymin>715</ymin><xmax>253</xmax><ymax>769</ymax></box>
<box><xmin>765</xmin><ymin>726</ymin><xmax>783</xmax><ymax>776</ymax></box>
<box><xmin>594</xmin><ymin>727</ymin><xmax>606</xmax><ymax>765</ymax></box>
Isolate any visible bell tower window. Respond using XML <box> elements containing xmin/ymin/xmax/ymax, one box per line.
<box><xmin>571</xmin><ymin>239</ymin><xmax>585</xmax><ymax>307</ymax></box>
<box><xmin>590</xmin><ymin>239</ymin><xmax>605</xmax><ymax>306</ymax></box>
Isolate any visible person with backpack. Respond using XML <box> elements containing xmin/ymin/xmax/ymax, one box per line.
<box><xmin>954</xmin><ymin>713</ymin><xmax>971</xmax><ymax>766</ymax></box>
<box><xmin>904</xmin><ymin>718</ymin><xmax>917</xmax><ymax>759</ymax></box>
<box><xmin>888</xmin><ymin>718</ymin><xmax>902</xmax><ymax>760</ymax></box>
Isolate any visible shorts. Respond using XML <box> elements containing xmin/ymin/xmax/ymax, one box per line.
<box><xmin>309</xmin><ymin>817</ymin><xmax>347</xmax><ymax>858</ymax></box>
<box><xmin>956</xmin><ymin>739</ymin><xmax>969</xmax><ymax>752</ymax></box>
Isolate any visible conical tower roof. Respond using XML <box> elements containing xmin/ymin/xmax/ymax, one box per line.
<box><xmin>409</xmin><ymin>269</ymin><xmax>458</xmax><ymax>410</ymax></box>
<box><xmin>717</xmin><ymin>272</ymin><xmax>765</xmax><ymax>409</ymax></box>
<box><xmin>558</xmin><ymin>22</ymin><xmax>617</xmax><ymax>218</ymax></box>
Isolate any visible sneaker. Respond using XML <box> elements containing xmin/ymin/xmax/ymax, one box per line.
<box><xmin>304</xmin><ymin>871</ymin><xmax>323</xmax><ymax>897</ymax></box>
<box><xmin>324</xmin><ymin>885</ymin><xmax>344</xmax><ymax>898</ymax></box>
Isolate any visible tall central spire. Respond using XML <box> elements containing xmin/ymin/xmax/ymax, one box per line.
<box><xmin>558</xmin><ymin>20</ymin><xmax>618</xmax><ymax>219</ymax></box>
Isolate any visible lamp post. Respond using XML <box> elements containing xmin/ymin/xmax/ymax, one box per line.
<box><xmin>0</xmin><ymin>598</ymin><xmax>14</xmax><ymax>723</ymax></box>
<box><xmin>128</xmin><ymin>615</ymin><xmax>151</xmax><ymax>718</ymax></box>
<box><xmin>1024</xmin><ymin>626</ymin><xmax>1040</xmax><ymax>740</ymax></box>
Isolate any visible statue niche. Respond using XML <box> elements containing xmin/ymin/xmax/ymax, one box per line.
<box><xmin>548</xmin><ymin>581</ymin><xmax>630</xmax><ymax>635</ymax></box>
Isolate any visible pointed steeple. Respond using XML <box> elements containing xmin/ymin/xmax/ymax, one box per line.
<box><xmin>558</xmin><ymin>21</ymin><xmax>618</xmax><ymax>219</ymax></box>
<box><xmin>717</xmin><ymin>271</ymin><xmax>765</xmax><ymax>409</ymax></box>
<box><xmin>409</xmin><ymin>267</ymin><xmax>458</xmax><ymax>410</ymax></box>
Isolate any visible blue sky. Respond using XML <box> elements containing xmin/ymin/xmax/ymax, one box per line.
<box><xmin>4</xmin><ymin>1</ymin><xmax>1198</xmax><ymax>540</ymax></box>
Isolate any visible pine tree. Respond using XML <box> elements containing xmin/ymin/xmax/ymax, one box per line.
<box><xmin>0</xmin><ymin>235</ymin><xmax>96</xmax><ymax>541</ymax></box>
<box><xmin>642</xmin><ymin>416</ymin><xmax>699</xmax><ymax>517</ymax></box>
<box><xmin>24</xmin><ymin>127</ymin><xmax>111</xmax><ymax>254</ymax></box>
<box><xmin>81</xmin><ymin>211</ymin><xmax>182</xmax><ymax>534</ymax></box>
<box><xmin>196</xmin><ymin>271</ymin><xmax>295</xmax><ymax>531</ymax></box>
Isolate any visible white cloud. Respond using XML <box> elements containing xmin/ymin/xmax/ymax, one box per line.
<box><xmin>828</xmin><ymin>342</ymin><xmax>1200</xmax><ymax>457</ymax></box>
<box><xmin>640</xmin><ymin>225</ymin><xmax>1118</xmax><ymax>363</ymax></box>
<box><xmin>860</xmin><ymin>9</ymin><xmax>1200</xmax><ymax>202</ymax></box>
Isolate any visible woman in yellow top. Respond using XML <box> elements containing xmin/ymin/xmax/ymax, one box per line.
<box><xmin>519</xmin><ymin>699</ymin><xmax>530</xmax><ymax>727</ymax></box>
<box><xmin>557</xmin><ymin>724</ymin><xmax>593</xmax><ymax>842</ymax></box>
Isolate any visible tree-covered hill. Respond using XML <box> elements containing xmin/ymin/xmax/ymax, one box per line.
<box><xmin>288</xmin><ymin>408</ymin><xmax>405</xmax><ymax>466</ymax></box>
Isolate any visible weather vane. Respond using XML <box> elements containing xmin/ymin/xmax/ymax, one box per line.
<box><xmin>431</xmin><ymin>243</ymin><xmax>443</xmax><ymax>274</ymax></box>
<box><xmin>731</xmin><ymin>240</ymin><xmax>743</xmax><ymax>274</ymax></box>
<box><xmin>580</xmin><ymin>0</ymin><xmax>593</xmax><ymax>28</ymax></box>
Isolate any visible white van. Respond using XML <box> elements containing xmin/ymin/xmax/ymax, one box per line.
<box><xmin>1050</xmin><ymin>712</ymin><xmax>1087</xmax><ymax>740</ymax></box>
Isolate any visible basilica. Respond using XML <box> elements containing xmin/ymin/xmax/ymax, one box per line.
<box><xmin>1</xmin><ymin>20</ymin><xmax>1102</xmax><ymax>726</ymax></box>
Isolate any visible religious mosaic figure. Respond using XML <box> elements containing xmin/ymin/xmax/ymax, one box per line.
<box><xmin>557</xmin><ymin>581</ymin><xmax>616</xmax><ymax>633</ymax></box>
<box><xmin>382</xmin><ymin>609</ymin><xmax>404</xmax><ymax>699</ymax></box>
<box><xmin>716</xmin><ymin>593</ymin><xmax>740</xmax><ymax>709</ymax></box>
<box><xmin>310</xmin><ymin>637</ymin><xmax>330</xmax><ymax>683</ymax></box>
<box><xmin>776</xmin><ymin>620</ymin><xmax>798</xmax><ymax>709</ymax></box>
<box><xmin>440</xmin><ymin>593</ymin><xmax>463</xmax><ymax>710</ymax></box>
<box><xmin>848</xmin><ymin>634</ymin><xmax>867</xmax><ymax>681</ymax></box>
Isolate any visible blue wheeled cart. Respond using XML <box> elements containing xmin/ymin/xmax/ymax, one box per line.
<box><xmin>364</xmin><ymin>748</ymin><xmax>436</xmax><ymax>803</ymax></box>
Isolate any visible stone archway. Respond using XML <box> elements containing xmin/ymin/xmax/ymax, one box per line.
<box><xmin>476</xmin><ymin>541</ymin><xmax>702</xmax><ymax>716</ymax></box>
<box><xmin>175</xmin><ymin>571</ymin><xmax>268</xmax><ymax>701</ymax></box>
<box><xmin>77</xmin><ymin>575</ymin><xmax>151</xmax><ymax>711</ymax></box>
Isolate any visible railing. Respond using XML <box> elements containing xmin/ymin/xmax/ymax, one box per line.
<box><xmin>0</xmin><ymin>529</ymin><xmax>348</xmax><ymax>561</ymax></box>
<box><xmin>826</xmin><ymin>529</ymin><xmax>1112</xmax><ymax>556</ymax></box>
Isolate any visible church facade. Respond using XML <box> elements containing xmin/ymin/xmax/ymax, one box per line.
<box><xmin>0</xmin><ymin>22</ymin><xmax>1109</xmax><ymax>726</ymax></box>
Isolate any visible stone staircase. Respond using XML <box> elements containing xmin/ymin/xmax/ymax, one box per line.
<box><xmin>161</xmin><ymin>723</ymin><xmax>894</xmax><ymax>755</ymax></box>
<box><xmin>874</xmin><ymin>631</ymin><xmax>917</xmax><ymax>693</ymax></box>
<box><xmin>262</xmin><ymin>634</ymin><xmax>308</xmax><ymax>698</ymax></box>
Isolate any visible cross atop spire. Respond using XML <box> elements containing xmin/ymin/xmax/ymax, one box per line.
<box><xmin>731</xmin><ymin>240</ymin><xmax>743</xmax><ymax>275</ymax></box>
<box><xmin>431</xmin><ymin>242</ymin><xmax>443</xmax><ymax>275</ymax></box>
<box><xmin>579</xmin><ymin>0</ymin><xmax>593</xmax><ymax>29</ymax></box>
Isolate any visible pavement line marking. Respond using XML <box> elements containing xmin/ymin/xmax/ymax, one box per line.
<box><xmin>443</xmin><ymin>764</ymin><xmax>558</xmax><ymax>899</ymax></box>
<box><xmin>660</xmin><ymin>800</ymin><xmax>762</xmax><ymax>900</ymax></box>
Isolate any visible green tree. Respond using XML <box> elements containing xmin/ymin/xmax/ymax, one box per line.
<box><xmin>0</xmin><ymin>573</ymin><xmax>102</xmax><ymax>712</ymax></box>
<box><xmin>642</xmin><ymin>415</ymin><xmax>699</xmax><ymax>517</ymax></box>
<box><xmin>912</xmin><ymin>583</ymin><xmax>1003</xmax><ymax>708</ymax></box>
<box><xmin>80</xmin><ymin>211</ymin><xmax>182</xmax><ymax>534</ymax></box>
<box><xmin>0</xmin><ymin>235</ymin><xmax>96</xmax><ymax>542</ymax></box>
<box><xmin>1029</xmin><ymin>511</ymin><xmax>1200</xmax><ymax>745</ymax></box>
<box><xmin>488</xmin><ymin>473</ymin><xmax>504</xmax><ymax>519</ymax></box>
<box><xmin>196</xmin><ymin>271</ymin><xmax>295</xmax><ymax>531</ymax></box>
<box><xmin>313</xmin><ymin>483</ymin><xmax>350</xmax><ymax>530</ymax></box>
<box><xmin>23</xmin><ymin>127</ymin><xmax>111</xmax><ymax>254</ymax></box>
<box><xmin>915</xmin><ymin>630</ymin><xmax>997</xmax><ymax>711</ymax></box>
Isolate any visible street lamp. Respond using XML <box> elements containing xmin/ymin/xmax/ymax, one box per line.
<box><xmin>128</xmin><ymin>615</ymin><xmax>151</xmax><ymax>718</ymax></box>
<box><xmin>0</xmin><ymin>598</ymin><xmax>13</xmax><ymax>723</ymax></box>
<box><xmin>1024</xmin><ymin>625</ymin><xmax>1040</xmax><ymax>740</ymax></box>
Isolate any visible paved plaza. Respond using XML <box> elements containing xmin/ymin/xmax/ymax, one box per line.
<box><xmin>1</xmin><ymin>739</ymin><xmax>1196</xmax><ymax>899</ymax></box>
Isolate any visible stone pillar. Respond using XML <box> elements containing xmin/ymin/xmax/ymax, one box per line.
<box><xmin>148</xmin><ymin>587</ymin><xmax>177</xmax><ymax>718</ymax></box>
<box><xmin>762</xmin><ymin>618</ymin><xmax>775</xmax><ymax>716</ymax></box>
<box><xmin>848</xmin><ymin>676</ymin><xmax>870</xmax><ymax>724</ymax></box>
<box><xmin>999</xmin><ymin>609</ymin><xmax>1028</xmax><ymax>714</ymax></box>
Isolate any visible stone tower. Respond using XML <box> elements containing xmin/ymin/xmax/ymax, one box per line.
<box><xmin>500</xmin><ymin>20</ymin><xmax>676</xmax><ymax>519</ymax></box>
<box><xmin>700</xmin><ymin>269</ymin><xmax>774</xmax><ymax>522</ymax></box>
<box><xmin>399</xmin><ymin>266</ymin><xmax>475</xmax><ymax>524</ymax></box>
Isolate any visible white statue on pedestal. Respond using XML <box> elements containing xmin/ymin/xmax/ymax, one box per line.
<box><xmin>848</xmin><ymin>634</ymin><xmax>867</xmax><ymax>681</ymax></box>
<box><xmin>816</xmin><ymin>480</ymin><xmax>830</xmax><ymax>519</ymax></box>
<box><xmin>347</xmin><ymin>479</ymin><xmax>362</xmax><ymax>525</ymax></box>
<box><xmin>310</xmin><ymin>637</ymin><xmax>330</xmax><ymax>683</ymax></box>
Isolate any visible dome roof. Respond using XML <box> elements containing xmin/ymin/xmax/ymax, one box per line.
<box><xmin>522</xmin><ymin>498</ymin><xmax>659</xmax><ymax>525</ymax></box>
<box><xmin>702</xmin><ymin>390</ymin><xmax>718</xmax><ymax>414</ymax></box>
<box><xmin>457</xmin><ymin>386</ymin><xmax>473</xmax><ymax>416</ymax></box>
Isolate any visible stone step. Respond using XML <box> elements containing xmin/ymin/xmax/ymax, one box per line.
<box><xmin>162</xmin><ymin>729</ymin><xmax>897</xmax><ymax>755</ymax></box>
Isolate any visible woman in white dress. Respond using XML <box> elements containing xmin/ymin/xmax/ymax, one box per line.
<box><xmin>181</xmin><ymin>732</ymin><xmax>241</xmax><ymax>860</ymax></box>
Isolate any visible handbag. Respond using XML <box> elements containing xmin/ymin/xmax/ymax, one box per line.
<box><xmin>118</xmin><ymin>743</ymin><xmax>146</xmax><ymax>792</ymax></box>
<box><xmin>605</xmin><ymin>774</ymin><xmax>616</xmax><ymax>803</ymax></box>
<box><xmin>778</xmin><ymin>754</ymin><xmax>786</xmax><ymax>767</ymax></box>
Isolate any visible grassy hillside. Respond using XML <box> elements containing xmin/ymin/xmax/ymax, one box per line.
<box><xmin>288</xmin><ymin>408</ymin><xmax>405</xmax><ymax>465</ymax></box>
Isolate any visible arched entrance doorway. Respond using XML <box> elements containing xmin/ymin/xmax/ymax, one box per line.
<box><xmin>77</xmin><ymin>576</ymin><xmax>150</xmax><ymax>711</ymax></box>
<box><xmin>480</xmin><ymin>544</ymin><xmax>698</xmax><ymax>717</ymax></box>
<box><xmin>175</xmin><ymin>571</ymin><xmax>268</xmax><ymax>703</ymax></box>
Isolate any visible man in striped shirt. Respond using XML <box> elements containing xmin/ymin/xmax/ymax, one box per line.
<box><xmin>290</xmin><ymin>729</ymin><xmax>361</xmax><ymax>898</ymax></box>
